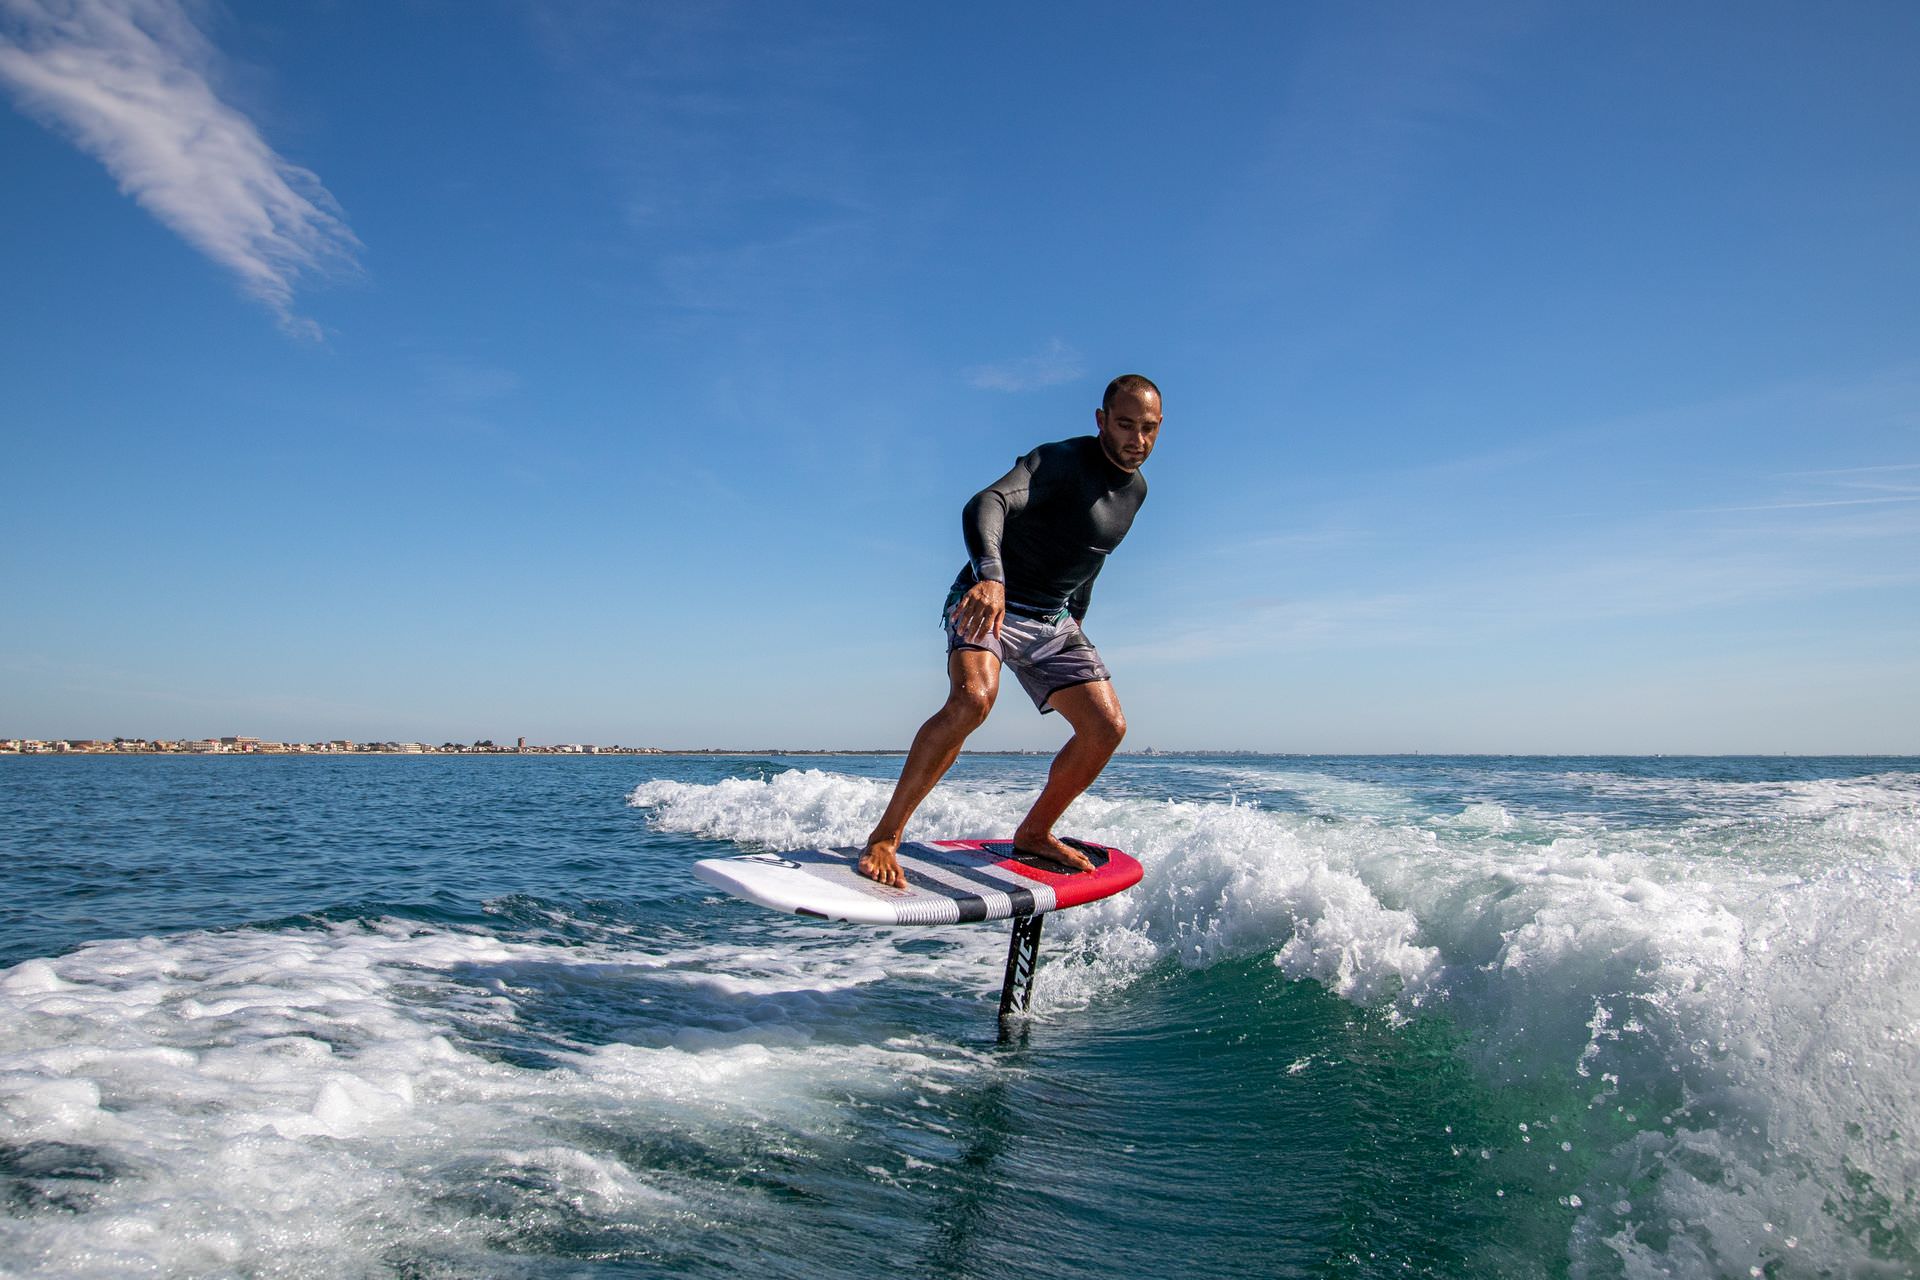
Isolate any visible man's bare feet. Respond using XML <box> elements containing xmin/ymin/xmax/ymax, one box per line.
<box><xmin>1010</xmin><ymin>829</ymin><xmax>1095</xmax><ymax>873</ymax></box>
<box><xmin>858</xmin><ymin>835</ymin><xmax>908</xmax><ymax>888</ymax></box>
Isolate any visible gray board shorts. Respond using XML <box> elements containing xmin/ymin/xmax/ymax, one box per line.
<box><xmin>942</xmin><ymin>588</ymin><xmax>1112</xmax><ymax>713</ymax></box>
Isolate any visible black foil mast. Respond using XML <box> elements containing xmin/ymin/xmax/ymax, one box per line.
<box><xmin>998</xmin><ymin>913</ymin><xmax>1044</xmax><ymax>1021</ymax></box>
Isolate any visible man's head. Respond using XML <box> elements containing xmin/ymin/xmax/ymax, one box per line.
<box><xmin>1095</xmin><ymin>374</ymin><xmax>1161</xmax><ymax>472</ymax></box>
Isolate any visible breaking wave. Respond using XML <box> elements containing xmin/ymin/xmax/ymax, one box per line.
<box><xmin>631</xmin><ymin>764</ymin><xmax>1920</xmax><ymax>1278</ymax></box>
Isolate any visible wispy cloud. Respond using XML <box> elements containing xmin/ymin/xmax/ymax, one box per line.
<box><xmin>964</xmin><ymin>339</ymin><xmax>1085</xmax><ymax>393</ymax></box>
<box><xmin>1710</xmin><ymin>495</ymin><xmax>1920</xmax><ymax>512</ymax></box>
<box><xmin>1791</xmin><ymin>463</ymin><xmax>1920</xmax><ymax>477</ymax></box>
<box><xmin>1119</xmin><ymin>491</ymin><xmax>1920</xmax><ymax>668</ymax></box>
<box><xmin>0</xmin><ymin>0</ymin><xmax>360</xmax><ymax>337</ymax></box>
<box><xmin>1214</xmin><ymin>527</ymin><xmax>1373</xmax><ymax>556</ymax></box>
<box><xmin>1702</xmin><ymin>457</ymin><xmax>1920</xmax><ymax>512</ymax></box>
<box><xmin>1111</xmin><ymin>591</ymin><xmax>1420</xmax><ymax>665</ymax></box>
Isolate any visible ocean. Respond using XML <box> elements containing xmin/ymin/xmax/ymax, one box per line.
<box><xmin>1</xmin><ymin>753</ymin><xmax>1915</xmax><ymax>1279</ymax></box>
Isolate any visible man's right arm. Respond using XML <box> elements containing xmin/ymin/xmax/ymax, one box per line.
<box><xmin>950</xmin><ymin>578</ymin><xmax>1006</xmax><ymax>643</ymax></box>
<box><xmin>961</xmin><ymin>450</ymin><xmax>1039</xmax><ymax>587</ymax></box>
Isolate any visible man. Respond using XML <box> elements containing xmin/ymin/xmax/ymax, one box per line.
<box><xmin>858</xmin><ymin>374</ymin><xmax>1162</xmax><ymax>889</ymax></box>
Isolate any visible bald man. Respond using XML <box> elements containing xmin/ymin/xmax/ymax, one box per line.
<box><xmin>859</xmin><ymin>374</ymin><xmax>1162</xmax><ymax>888</ymax></box>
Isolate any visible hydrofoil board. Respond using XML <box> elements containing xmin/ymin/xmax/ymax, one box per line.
<box><xmin>693</xmin><ymin>838</ymin><xmax>1141</xmax><ymax>926</ymax></box>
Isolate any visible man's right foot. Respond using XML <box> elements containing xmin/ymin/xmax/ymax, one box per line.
<box><xmin>858</xmin><ymin>836</ymin><xmax>908</xmax><ymax>888</ymax></box>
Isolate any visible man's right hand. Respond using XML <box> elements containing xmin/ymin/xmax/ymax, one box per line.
<box><xmin>951</xmin><ymin>579</ymin><xmax>1006</xmax><ymax>644</ymax></box>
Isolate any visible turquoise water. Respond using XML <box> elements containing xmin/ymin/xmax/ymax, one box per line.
<box><xmin>2</xmin><ymin>754</ymin><xmax>1916</xmax><ymax>1278</ymax></box>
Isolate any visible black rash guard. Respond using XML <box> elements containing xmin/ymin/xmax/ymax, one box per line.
<box><xmin>952</xmin><ymin>436</ymin><xmax>1148</xmax><ymax>621</ymax></box>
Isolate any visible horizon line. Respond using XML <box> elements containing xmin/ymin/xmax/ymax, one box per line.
<box><xmin>5</xmin><ymin>739</ymin><xmax>1916</xmax><ymax>761</ymax></box>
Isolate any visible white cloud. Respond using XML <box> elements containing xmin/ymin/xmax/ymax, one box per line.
<box><xmin>1705</xmin><ymin>457</ymin><xmax>1920</xmax><ymax>512</ymax></box>
<box><xmin>1119</xmin><ymin>496</ymin><xmax>1920</xmax><ymax>668</ymax></box>
<box><xmin>1792</xmin><ymin>462</ymin><xmax>1920</xmax><ymax>478</ymax></box>
<box><xmin>0</xmin><ymin>0</ymin><xmax>360</xmax><ymax>337</ymax></box>
<box><xmin>964</xmin><ymin>339</ymin><xmax>1085</xmax><ymax>393</ymax></box>
<box><xmin>1710</xmin><ymin>495</ymin><xmax>1920</xmax><ymax>512</ymax></box>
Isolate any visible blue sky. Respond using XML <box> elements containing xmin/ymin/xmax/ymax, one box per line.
<box><xmin>3</xmin><ymin>1</ymin><xmax>1916</xmax><ymax>753</ymax></box>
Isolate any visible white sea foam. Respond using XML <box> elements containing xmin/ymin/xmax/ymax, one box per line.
<box><xmin>0</xmin><ymin>918</ymin><xmax>986</xmax><ymax>1277</ymax></box>
<box><xmin>634</xmin><ymin>769</ymin><xmax>1444</xmax><ymax>1007</ymax></box>
<box><xmin>630</xmin><ymin>764</ymin><xmax>1920</xmax><ymax>1278</ymax></box>
<box><xmin>1555</xmin><ymin>768</ymin><xmax>1920</xmax><ymax>829</ymax></box>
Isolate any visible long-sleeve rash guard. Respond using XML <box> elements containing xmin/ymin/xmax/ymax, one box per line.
<box><xmin>952</xmin><ymin>436</ymin><xmax>1148</xmax><ymax>621</ymax></box>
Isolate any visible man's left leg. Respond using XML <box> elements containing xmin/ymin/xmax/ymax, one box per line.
<box><xmin>1012</xmin><ymin>679</ymin><xmax>1126</xmax><ymax>871</ymax></box>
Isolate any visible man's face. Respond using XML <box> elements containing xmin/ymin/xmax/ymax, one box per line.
<box><xmin>1095</xmin><ymin>387</ymin><xmax>1162</xmax><ymax>472</ymax></box>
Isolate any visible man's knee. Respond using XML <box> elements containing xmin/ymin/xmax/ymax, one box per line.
<box><xmin>1067</xmin><ymin>686</ymin><xmax>1125</xmax><ymax>750</ymax></box>
<box><xmin>944</xmin><ymin>681</ymin><xmax>996</xmax><ymax>729</ymax></box>
<box><xmin>943</xmin><ymin>651</ymin><xmax>999</xmax><ymax>729</ymax></box>
<box><xmin>1048</xmin><ymin>680</ymin><xmax>1126</xmax><ymax>746</ymax></box>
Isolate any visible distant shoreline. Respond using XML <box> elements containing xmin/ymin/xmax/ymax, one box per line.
<box><xmin>4</xmin><ymin>747</ymin><xmax>1915</xmax><ymax>760</ymax></box>
<box><xmin>0</xmin><ymin>746</ymin><xmax>1235</xmax><ymax>758</ymax></box>
<box><xmin>0</xmin><ymin>747</ymin><xmax>931</xmax><ymax>758</ymax></box>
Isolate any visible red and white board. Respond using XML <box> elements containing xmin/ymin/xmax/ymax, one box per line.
<box><xmin>693</xmin><ymin>838</ymin><xmax>1142</xmax><ymax>926</ymax></box>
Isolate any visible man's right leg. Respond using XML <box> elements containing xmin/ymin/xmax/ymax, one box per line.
<box><xmin>859</xmin><ymin>649</ymin><xmax>1000</xmax><ymax>887</ymax></box>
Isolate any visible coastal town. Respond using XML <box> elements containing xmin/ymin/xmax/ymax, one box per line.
<box><xmin>0</xmin><ymin>737</ymin><xmax>1188</xmax><ymax>757</ymax></box>
<box><xmin>1</xmin><ymin>736</ymin><xmax>663</xmax><ymax>755</ymax></box>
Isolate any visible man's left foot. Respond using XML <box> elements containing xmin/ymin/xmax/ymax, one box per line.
<box><xmin>1010</xmin><ymin>831</ymin><xmax>1095</xmax><ymax>873</ymax></box>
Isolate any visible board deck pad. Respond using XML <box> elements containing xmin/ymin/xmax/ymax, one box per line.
<box><xmin>693</xmin><ymin>838</ymin><xmax>1143</xmax><ymax>926</ymax></box>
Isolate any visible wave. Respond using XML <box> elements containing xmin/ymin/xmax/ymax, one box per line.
<box><xmin>631</xmin><ymin>765</ymin><xmax>1920</xmax><ymax>1278</ymax></box>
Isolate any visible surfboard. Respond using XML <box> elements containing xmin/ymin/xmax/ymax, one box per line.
<box><xmin>693</xmin><ymin>837</ymin><xmax>1142</xmax><ymax>926</ymax></box>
